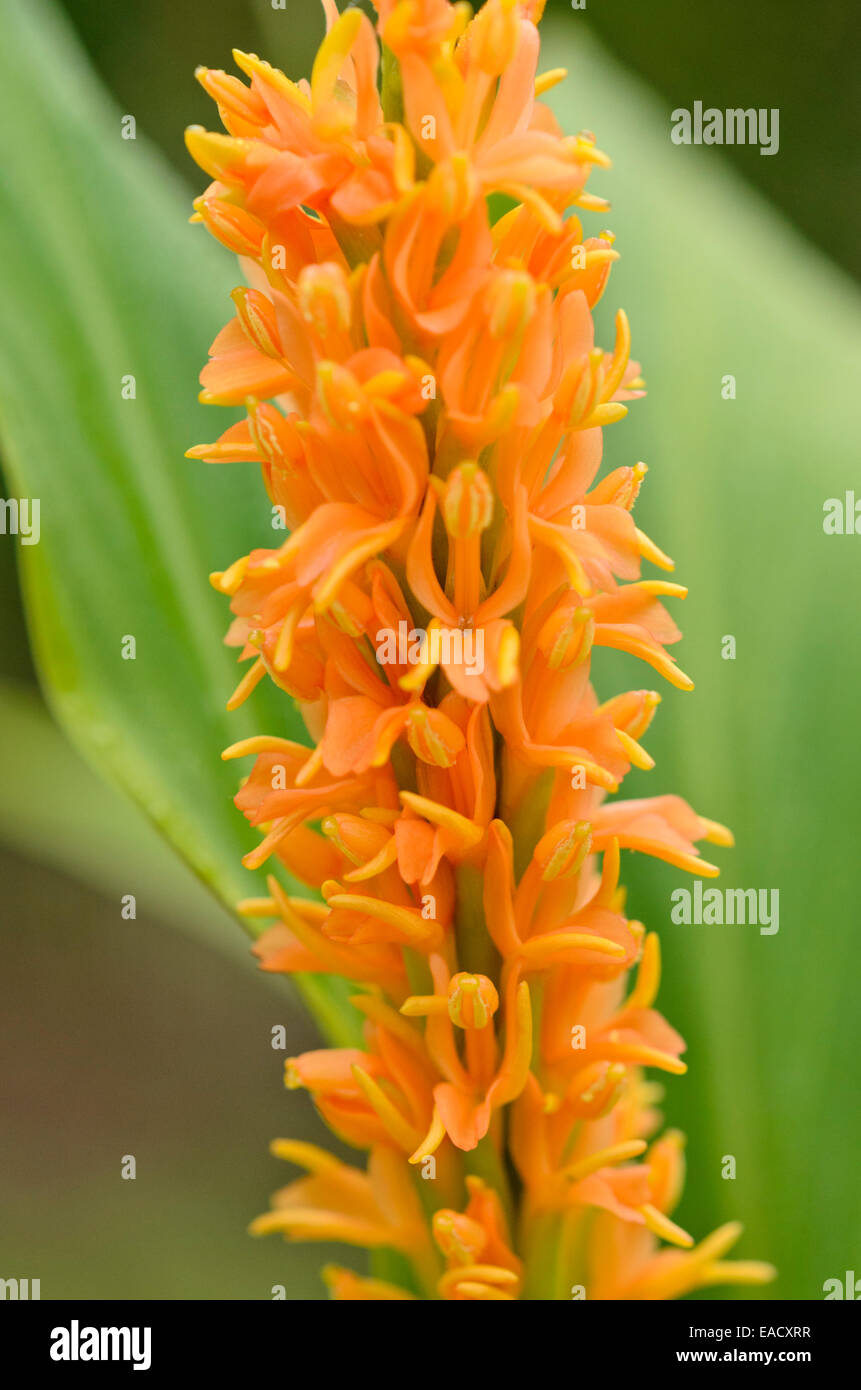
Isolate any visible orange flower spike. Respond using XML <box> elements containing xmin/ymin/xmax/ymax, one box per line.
<box><xmin>189</xmin><ymin>0</ymin><xmax>773</xmax><ymax>1302</ymax></box>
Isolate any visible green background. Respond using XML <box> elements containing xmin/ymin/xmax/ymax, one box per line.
<box><xmin>0</xmin><ymin>0</ymin><xmax>858</xmax><ymax>1299</ymax></box>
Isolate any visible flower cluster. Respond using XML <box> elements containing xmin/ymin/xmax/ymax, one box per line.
<box><xmin>187</xmin><ymin>0</ymin><xmax>773</xmax><ymax>1299</ymax></box>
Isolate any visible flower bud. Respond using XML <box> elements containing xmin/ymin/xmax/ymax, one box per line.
<box><xmin>406</xmin><ymin>705</ymin><xmax>465</xmax><ymax>767</ymax></box>
<box><xmin>231</xmin><ymin>287</ymin><xmax>283</xmax><ymax>358</ymax></box>
<box><xmin>485</xmin><ymin>269</ymin><xmax>537</xmax><ymax>341</ymax></box>
<box><xmin>442</xmin><ymin>464</ymin><xmax>493</xmax><ymax>539</ymax></box>
<box><xmin>426</xmin><ymin>153</ymin><xmax>478</xmax><ymax>220</ymax></box>
<box><xmin>447</xmin><ymin>973</ymin><xmax>499</xmax><ymax>1029</ymax></box>
<box><xmin>321</xmin><ymin>814</ymin><xmax>390</xmax><ymax>867</ymax></box>
<box><xmin>245</xmin><ymin>399</ymin><xmax>294</xmax><ymax>467</ymax></box>
<box><xmin>600</xmin><ymin>689</ymin><xmax>661</xmax><ymax>741</ymax></box>
<box><xmin>316</xmin><ymin>361</ymin><xmax>367</xmax><ymax>429</ymax></box>
<box><xmin>432</xmin><ymin>1209</ymin><xmax>487</xmax><ymax>1263</ymax></box>
<box><xmin>195</xmin><ymin>66</ymin><xmax>268</xmax><ymax>128</ymax></box>
<box><xmin>590</xmin><ymin>461</ymin><xmax>648</xmax><ymax>510</ymax></box>
<box><xmin>197</xmin><ymin>198</ymin><xmax>265</xmax><ymax>258</ymax></box>
<box><xmin>298</xmin><ymin>262</ymin><xmax>352</xmax><ymax>339</ymax></box>
<box><xmin>535</xmin><ymin>820</ymin><xmax>593</xmax><ymax>880</ymax></box>
<box><xmin>469</xmin><ymin>0</ymin><xmax>520</xmax><ymax>75</ymax></box>
<box><xmin>537</xmin><ymin>597</ymin><xmax>594</xmax><ymax>669</ymax></box>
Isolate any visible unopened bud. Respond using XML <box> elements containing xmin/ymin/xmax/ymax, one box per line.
<box><xmin>469</xmin><ymin>0</ymin><xmax>520</xmax><ymax>75</ymax></box>
<box><xmin>246</xmin><ymin>399</ymin><xmax>296</xmax><ymax>468</ymax></box>
<box><xmin>426</xmin><ymin>153</ymin><xmax>477</xmax><ymax>220</ymax></box>
<box><xmin>432</xmin><ymin>1209</ymin><xmax>487</xmax><ymax>1263</ymax></box>
<box><xmin>197</xmin><ymin>198</ymin><xmax>265</xmax><ymax>258</ymax></box>
<box><xmin>600</xmin><ymin>689</ymin><xmax>661</xmax><ymax>741</ymax></box>
<box><xmin>298</xmin><ymin>262</ymin><xmax>352</xmax><ymax>338</ymax></box>
<box><xmin>195</xmin><ymin>66</ymin><xmax>267</xmax><ymax>127</ymax></box>
<box><xmin>232</xmin><ymin>287</ymin><xmax>283</xmax><ymax>358</ymax></box>
<box><xmin>486</xmin><ymin>269</ymin><xmax>537</xmax><ymax>341</ymax></box>
<box><xmin>442</xmin><ymin>464</ymin><xmax>493</xmax><ymax>539</ymax></box>
<box><xmin>406</xmin><ymin>705</ymin><xmax>464</xmax><ymax>767</ymax></box>
<box><xmin>317</xmin><ymin>361</ymin><xmax>367</xmax><ymax>430</ymax></box>
<box><xmin>535</xmin><ymin>820</ymin><xmax>593</xmax><ymax>880</ymax></box>
<box><xmin>447</xmin><ymin>973</ymin><xmax>499</xmax><ymax>1029</ymax></box>
<box><xmin>184</xmin><ymin>125</ymin><xmax>271</xmax><ymax>184</ymax></box>
<box><xmin>590</xmin><ymin>462</ymin><xmax>648</xmax><ymax>510</ymax></box>
<box><xmin>537</xmin><ymin>598</ymin><xmax>594</xmax><ymax>669</ymax></box>
<box><xmin>321</xmin><ymin>814</ymin><xmax>390</xmax><ymax>866</ymax></box>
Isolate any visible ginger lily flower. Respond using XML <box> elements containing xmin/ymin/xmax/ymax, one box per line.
<box><xmin>188</xmin><ymin>0</ymin><xmax>774</xmax><ymax>1301</ymax></box>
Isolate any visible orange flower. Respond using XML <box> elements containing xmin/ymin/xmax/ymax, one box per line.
<box><xmin>188</xmin><ymin>0</ymin><xmax>774</xmax><ymax>1300</ymax></box>
<box><xmin>432</xmin><ymin>1176</ymin><xmax>523</xmax><ymax>1300</ymax></box>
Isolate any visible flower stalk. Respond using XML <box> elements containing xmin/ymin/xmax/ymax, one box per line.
<box><xmin>186</xmin><ymin>0</ymin><xmax>774</xmax><ymax>1301</ymax></box>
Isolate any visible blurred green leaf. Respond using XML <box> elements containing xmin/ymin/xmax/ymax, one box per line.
<box><xmin>0</xmin><ymin>0</ymin><xmax>356</xmax><ymax>1045</ymax></box>
<box><xmin>0</xmin><ymin>678</ymin><xmax>258</xmax><ymax>968</ymax></box>
<box><xmin>545</xmin><ymin>23</ymin><xmax>861</xmax><ymax>1297</ymax></box>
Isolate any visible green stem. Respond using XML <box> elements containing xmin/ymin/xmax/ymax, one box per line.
<box><xmin>454</xmin><ymin>862</ymin><xmax>500</xmax><ymax>979</ymax></box>
<box><xmin>380</xmin><ymin>44</ymin><xmax>404</xmax><ymax>125</ymax></box>
<box><xmin>464</xmin><ymin>1132</ymin><xmax>516</xmax><ymax>1230</ymax></box>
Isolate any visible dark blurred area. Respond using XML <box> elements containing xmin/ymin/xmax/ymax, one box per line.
<box><xmin>1</xmin><ymin>849</ymin><xmax>352</xmax><ymax>1298</ymax></box>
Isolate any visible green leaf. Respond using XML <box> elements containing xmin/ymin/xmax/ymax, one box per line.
<box><xmin>0</xmin><ymin>0</ymin><xmax>358</xmax><ymax>1046</ymax></box>
<box><xmin>0</xmin><ymin>680</ymin><xmax>239</xmax><ymax>955</ymax></box>
<box><xmin>544</xmin><ymin>22</ymin><xmax>861</xmax><ymax>1297</ymax></box>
